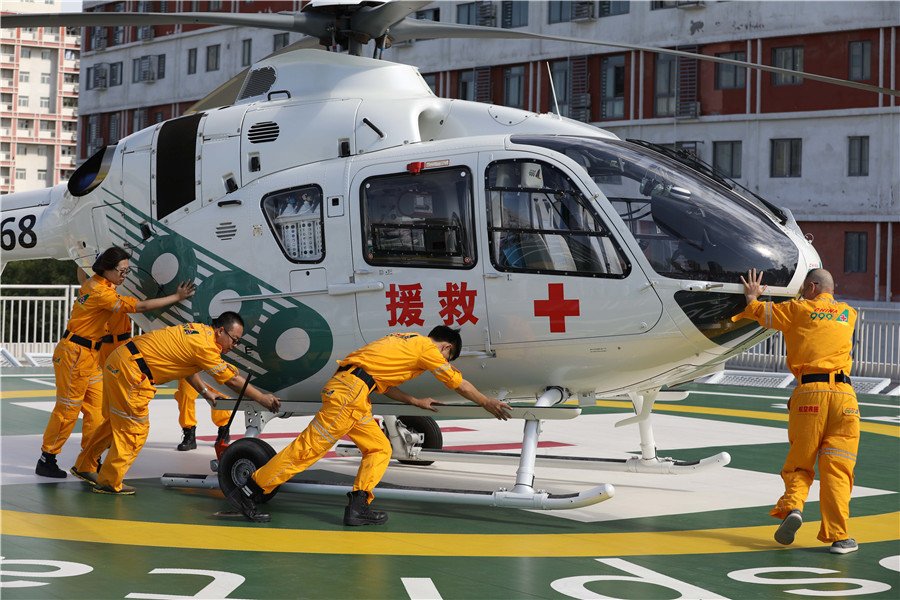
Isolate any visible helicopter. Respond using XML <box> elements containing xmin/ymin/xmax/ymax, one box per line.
<box><xmin>2</xmin><ymin>0</ymin><xmax>892</xmax><ymax>511</ymax></box>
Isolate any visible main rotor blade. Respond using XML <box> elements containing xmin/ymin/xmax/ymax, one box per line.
<box><xmin>389</xmin><ymin>20</ymin><xmax>899</xmax><ymax>98</ymax></box>
<box><xmin>0</xmin><ymin>11</ymin><xmax>332</xmax><ymax>37</ymax></box>
<box><xmin>349</xmin><ymin>1</ymin><xmax>433</xmax><ymax>39</ymax></box>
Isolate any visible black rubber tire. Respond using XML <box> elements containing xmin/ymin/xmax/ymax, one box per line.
<box><xmin>396</xmin><ymin>415</ymin><xmax>443</xmax><ymax>466</ymax></box>
<box><xmin>217</xmin><ymin>437</ymin><xmax>279</xmax><ymax>503</ymax></box>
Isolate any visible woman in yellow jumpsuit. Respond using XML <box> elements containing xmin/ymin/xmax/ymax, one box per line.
<box><xmin>227</xmin><ymin>326</ymin><xmax>511</xmax><ymax>525</ymax></box>
<box><xmin>36</xmin><ymin>246</ymin><xmax>195</xmax><ymax>479</ymax></box>
<box><xmin>733</xmin><ymin>268</ymin><xmax>860</xmax><ymax>554</ymax></box>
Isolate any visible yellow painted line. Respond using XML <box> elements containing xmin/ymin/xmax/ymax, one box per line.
<box><xmin>2</xmin><ymin>509</ymin><xmax>896</xmax><ymax>557</ymax></box>
<box><xmin>595</xmin><ymin>400</ymin><xmax>899</xmax><ymax>437</ymax></box>
<box><xmin>2</xmin><ymin>389</ymin><xmax>176</xmax><ymax>399</ymax></box>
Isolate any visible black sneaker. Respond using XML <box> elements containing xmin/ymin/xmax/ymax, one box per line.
<box><xmin>93</xmin><ymin>483</ymin><xmax>136</xmax><ymax>495</ymax></box>
<box><xmin>226</xmin><ymin>485</ymin><xmax>271</xmax><ymax>523</ymax></box>
<box><xmin>774</xmin><ymin>509</ymin><xmax>802</xmax><ymax>545</ymax></box>
<box><xmin>36</xmin><ymin>452</ymin><xmax>67</xmax><ymax>478</ymax></box>
<box><xmin>830</xmin><ymin>538</ymin><xmax>859</xmax><ymax>554</ymax></box>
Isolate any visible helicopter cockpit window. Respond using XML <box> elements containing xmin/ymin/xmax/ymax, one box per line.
<box><xmin>361</xmin><ymin>167</ymin><xmax>476</xmax><ymax>269</ymax></box>
<box><xmin>510</xmin><ymin>135</ymin><xmax>800</xmax><ymax>287</ymax></box>
<box><xmin>261</xmin><ymin>185</ymin><xmax>324</xmax><ymax>263</ymax></box>
<box><xmin>485</xmin><ymin>160</ymin><xmax>629</xmax><ymax>277</ymax></box>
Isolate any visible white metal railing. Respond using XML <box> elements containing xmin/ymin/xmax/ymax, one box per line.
<box><xmin>0</xmin><ymin>286</ymin><xmax>897</xmax><ymax>381</ymax></box>
<box><xmin>726</xmin><ymin>307</ymin><xmax>900</xmax><ymax>381</ymax></box>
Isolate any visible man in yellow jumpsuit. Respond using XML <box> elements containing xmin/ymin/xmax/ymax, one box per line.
<box><xmin>227</xmin><ymin>325</ymin><xmax>512</xmax><ymax>525</ymax></box>
<box><xmin>732</xmin><ymin>268</ymin><xmax>859</xmax><ymax>554</ymax></box>
<box><xmin>174</xmin><ymin>379</ymin><xmax>232</xmax><ymax>451</ymax></box>
<box><xmin>37</xmin><ymin>247</ymin><xmax>194</xmax><ymax>479</ymax></box>
<box><xmin>72</xmin><ymin>311</ymin><xmax>280</xmax><ymax>494</ymax></box>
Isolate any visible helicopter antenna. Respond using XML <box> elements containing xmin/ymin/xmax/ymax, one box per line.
<box><xmin>546</xmin><ymin>62</ymin><xmax>561</xmax><ymax>120</ymax></box>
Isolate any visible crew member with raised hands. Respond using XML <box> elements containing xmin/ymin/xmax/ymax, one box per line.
<box><xmin>72</xmin><ymin>311</ymin><xmax>280</xmax><ymax>494</ymax></box>
<box><xmin>227</xmin><ymin>325</ymin><xmax>511</xmax><ymax>525</ymax></box>
<box><xmin>36</xmin><ymin>246</ymin><xmax>195</xmax><ymax>479</ymax></box>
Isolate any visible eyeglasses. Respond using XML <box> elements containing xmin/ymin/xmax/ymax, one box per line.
<box><xmin>116</xmin><ymin>268</ymin><xmax>131</xmax><ymax>276</ymax></box>
<box><xmin>223</xmin><ymin>330</ymin><xmax>241</xmax><ymax>346</ymax></box>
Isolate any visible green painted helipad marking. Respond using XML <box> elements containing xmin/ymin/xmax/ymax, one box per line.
<box><xmin>3</xmin><ymin>509</ymin><xmax>897</xmax><ymax>557</ymax></box>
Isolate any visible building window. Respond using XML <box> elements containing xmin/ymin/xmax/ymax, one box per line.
<box><xmin>772</xmin><ymin>46</ymin><xmax>803</xmax><ymax>85</ymax></box>
<box><xmin>241</xmin><ymin>39</ymin><xmax>252</xmax><ymax>67</ymax></box>
<box><xmin>37</xmin><ymin>145</ymin><xmax>48</xmax><ymax>156</ymax></box>
<box><xmin>422</xmin><ymin>74</ymin><xmax>437</xmax><ymax>94</ymax></box>
<box><xmin>650</xmin><ymin>1</ymin><xmax>678</xmax><ymax>8</ymax></box>
<box><xmin>849</xmin><ymin>40</ymin><xmax>870</xmax><ymax>81</ymax></box>
<box><xmin>416</xmin><ymin>7</ymin><xmax>439</xmax><ymax>20</ymax></box>
<box><xmin>600</xmin><ymin>55</ymin><xmax>625</xmax><ymax>120</ymax></box>
<box><xmin>549</xmin><ymin>60</ymin><xmax>570</xmax><ymax>117</ymax></box>
<box><xmin>18</xmin><ymin>96</ymin><xmax>29</xmax><ymax>108</ymax></box>
<box><xmin>40</xmin><ymin>97</ymin><xmax>49</xmax><ymax>109</ymax></box>
<box><xmin>18</xmin><ymin>144</ymin><xmax>27</xmax><ymax>155</ymax></box>
<box><xmin>273</xmin><ymin>33</ymin><xmax>289</xmax><ymax>52</ymax></box>
<box><xmin>15</xmin><ymin>168</ymin><xmax>26</xmax><ymax>180</ymax></box>
<box><xmin>457</xmin><ymin>2</ymin><xmax>477</xmax><ymax>24</ymax></box>
<box><xmin>713</xmin><ymin>141</ymin><xmax>742</xmax><ymax>179</ymax></box>
<box><xmin>844</xmin><ymin>232</ymin><xmax>867</xmax><ymax>273</ymax></box>
<box><xmin>715</xmin><ymin>51</ymin><xmax>745</xmax><ymax>89</ymax></box>
<box><xmin>110</xmin><ymin>62</ymin><xmax>122</xmax><ymax>86</ymax></box>
<box><xmin>599</xmin><ymin>1</ymin><xmax>629</xmax><ymax>17</ymax></box>
<box><xmin>109</xmin><ymin>112</ymin><xmax>120</xmax><ymax>143</ymax></box>
<box><xmin>654</xmin><ymin>54</ymin><xmax>676</xmax><ymax>117</ymax></box>
<box><xmin>501</xmin><ymin>1</ymin><xmax>528</xmax><ymax>28</ymax></box>
<box><xmin>37</xmin><ymin>169</ymin><xmax>47</xmax><ymax>181</ymax></box>
<box><xmin>503</xmin><ymin>65</ymin><xmax>524</xmax><ymax>109</ymax></box>
<box><xmin>21</xmin><ymin>48</ymin><xmax>31</xmax><ymax>58</ymax></box>
<box><xmin>848</xmin><ymin>136</ymin><xmax>869</xmax><ymax>177</ymax></box>
<box><xmin>40</xmin><ymin>72</ymin><xmax>51</xmax><ymax>84</ymax></box>
<box><xmin>458</xmin><ymin>70</ymin><xmax>475</xmax><ymax>101</ymax></box>
<box><xmin>132</xmin><ymin>108</ymin><xmax>148</xmax><ymax>133</ymax></box>
<box><xmin>206</xmin><ymin>45</ymin><xmax>220</xmax><ymax>72</ymax></box>
<box><xmin>18</xmin><ymin>119</ymin><xmax>32</xmax><ymax>130</ymax></box>
<box><xmin>548</xmin><ymin>1</ymin><xmax>572</xmax><ymax>23</ymax></box>
<box><xmin>41</xmin><ymin>49</ymin><xmax>51</xmax><ymax>60</ymax></box>
<box><xmin>19</xmin><ymin>71</ymin><xmax>30</xmax><ymax>83</ymax></box>
<box><xmin>210</xmin><ymin>0</ymin><xmax>222</xmax><ymax>9</ymax></box>
<box><xmin>770</xmin><ymin>138</ymin><xmax>802</xmax><ymax>178</ymax></box>
<box><xmin>187</xmin><ymin>48</ymin><xmax>197</xmax><ymax>74</ymax></box>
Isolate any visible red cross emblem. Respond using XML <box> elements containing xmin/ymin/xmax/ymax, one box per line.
<box><xmin>533</xmin><ymin>283</ymin><xmax>579</xmax><ymax>333</ymax></box>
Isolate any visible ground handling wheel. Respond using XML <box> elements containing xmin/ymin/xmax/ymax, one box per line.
<box><xmin>396</xmin><ymin>415</ymin><xmax>443</xmax><ymax>466</ymax></box>
<box><xmin>217</xmin><ymin>438</ymin><xmax>279</xmax><ymax>503</ymax></box>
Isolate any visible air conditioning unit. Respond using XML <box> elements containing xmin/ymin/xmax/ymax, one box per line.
<box><xmin>572</xmin><ymin>1</ymin><xmax>596</xmax><ymax>21</ymax></box>
<box><xmin>92</xmin><ymin>65</ymin><xmax>108</xmax><ymax>89</ymax></box>
<box><xmin>676</xmin><ymin>1</ymin><xmax>706</xmax><ymax>9</ymax></box>
<box><xmin>140</xmin><ymin>56</ymin><xmax>157</xmax><ymax>82</ymax></box>
<box><xmin>139</xmin><ymin>26</ymin><xmax>154</xmax><ymax>41</ymax></box>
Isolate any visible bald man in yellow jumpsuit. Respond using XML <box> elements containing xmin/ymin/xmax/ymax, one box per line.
<box><xmin>227</xmin><ymin>326</ymin><xmax>511</xmax><ymax>525</ymax></box>
<box><xmin>73</xmin><ymin>312</ymin><xmax>279</xmax><ymax>494</ymax></box>
<box><xmin>732</xmin><ymin>268</ymin><xmax>859</xmax><ymax>554</ymax></box>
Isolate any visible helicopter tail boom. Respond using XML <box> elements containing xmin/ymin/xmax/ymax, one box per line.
<box><xmin>0</xmin><ymin>185</ymin><xmax>75</xmax><ymax>272</ymax></box>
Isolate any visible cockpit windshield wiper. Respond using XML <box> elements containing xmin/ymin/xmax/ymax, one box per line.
<box><xmin>626</xmin><ymin>139</ymin><xmax>788</xmax><ymax>226</ymax></box>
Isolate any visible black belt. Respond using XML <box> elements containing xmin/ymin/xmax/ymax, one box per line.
<box><xmin>101</xmin><ymin>332</ymin><xmax>132</xmax><ymax>344</ymax></box>
<box><xmin>63</xmin><ymin>329</ymin><xmax>102</xmax><ymax>350</ymax></box>
<box><xmin>125</xmin><ymin>341</ymin><xmax>155</xmax><ymax>384</ymax></box>
<box><xmin>336</xmin><ymin>364</ymin><xmax>376</xmax><ymax>391</ymax></box>
<box><xmin>801</xmin><ymin>373</ymin><xmax>852</xmax><ymax>385</ymax></box>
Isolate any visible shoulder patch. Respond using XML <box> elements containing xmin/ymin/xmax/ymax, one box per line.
<box><xmin>182</xmin><ymin>325</ymin><xmax>200</xmax><ymax>335</ymax></box>
<box><xmin>844</xmin><ymin>408</ymin><xmax>859</xmax><ymax>416</ymax></box>
<box><xmin>837</xmin><ymin>309</ymin><xmax>850</xmax><ymax>323</ymax></box>
<box><xmin>77</xmin><ymin>294</ymin><xmax>90</xmax><ymax>304</ymax></box>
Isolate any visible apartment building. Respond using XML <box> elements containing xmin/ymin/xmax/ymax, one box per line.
<box><xmin>0</xmin><ymin>0</ymin><xmax>80</xmax><ymax>193</ymax></box>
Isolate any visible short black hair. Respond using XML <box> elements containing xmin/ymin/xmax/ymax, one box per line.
<box><xmin>92</xmin><ymin>246</ymin><xmax>130</xmax><ymax>275</ymax></box>
<box><xmin>427</xmin><ymin>325</ymin><xmax>461</xmax><ymax>361</ymax></box>
<box><xmin>212</xmin><ymin>311</ymin><xmax>244</xmax><ymax>333</ymax></box>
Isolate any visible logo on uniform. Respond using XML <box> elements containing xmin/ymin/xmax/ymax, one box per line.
<box><xmin>106</xmin><ymin>365</ymin><xmax>120</xmax><ymax>375</ymax></box>
<box><xmin>77</xmin><ymin>294</ymin><xmax>89</xmax><ymax>304</ymax></box>
<box><xmin>837</xmin><ymin>309</ymin><xmax>850</xmax><ymax>323</ymax></box>
<box><xmin>182</xmin><ymin>326</ymin><xmax>199</xmax><ymax>335</ymax></box>
<box><xmin>798</xmin><ymin>405</ymin><xmax>819</xmax><ymax>414</ymax></box>
<box><xmin>844</xmin><ymin>408</ymin><xmax>859</xmax><ymax>416</ymax></box>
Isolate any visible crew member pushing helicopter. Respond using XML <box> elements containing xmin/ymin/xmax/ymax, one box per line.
<box><xmin>227</xmin><ymin>325</ymin><xmax>512</xmax><ymax>526</ymax></box>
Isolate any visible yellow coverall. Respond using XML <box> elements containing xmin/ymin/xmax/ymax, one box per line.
<box><xmin>43</xmin><ymin>275</ymin><xmax>138</xmax><ymax>455</ymax></box>
<box><xmin>175</xmin><ymin>379</ymin><xmax>230</xmax><ymax>429</ymax></box>
<box><xmin>732</xmin><ymin>293</ymin><xmax>859</xmax><ymax>543</ymax></box>
<box><xmin>252</xmin><ymin>333</ymin><xmax>463</xmax><ymax>502</ymax></box>
<box><xmin>82</xmin><ymin>310</ymin><xmax>134</xmax><ymax>436</ymax></box>
<box><xmin>75</xmin><ymin>323</ymin><xmax>238</xmax><ymax>491</ymax></box>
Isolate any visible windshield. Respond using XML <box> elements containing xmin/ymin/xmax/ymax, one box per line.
<box><xmin>511</xmin><ymin>136</ymin><xmax>799</xmax><ymax>287</ymax></box>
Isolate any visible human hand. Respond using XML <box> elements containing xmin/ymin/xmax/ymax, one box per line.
<box><xmin>484</xmin><ymin>398</ymin><xmax>512</xmax><ymax>421</ymax></box>
<box><xmin>176</xmin><ymin>280</ymin><xmax>197</xmax><ymax>300</ymax></box>
<box><xmin>415</xmin><ymin>397</ymin><xmax>445</xmax><ymax>412</ymax></box>
<box><xmin>259</xmin><ymin>394</ymin><xmax>281</xmax><ymax>413</ymax></box>
<box><xmin>739</xmin><ymin>268</ymin><xmax>767</xmax><ymax>303</ymax></box>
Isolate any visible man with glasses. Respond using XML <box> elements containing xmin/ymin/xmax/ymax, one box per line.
<box><xmin>227</xmin><ymin>325</ymin><xmax>511</xmax><ymax>525</ymax></box>
<box><xmin>733</xmin><ymin>268</ymin><xmax>860</xmax><ymax>554</ymax></box>
<box><xmin>72</xmin><ymin>311</ymin><xmax>280</xmax><ymax>494</ymax></box>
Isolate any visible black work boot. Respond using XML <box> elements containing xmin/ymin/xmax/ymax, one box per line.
<box><xmin>343</xmin><ymin>490</ymin><xmax>388</xmax><ymax>526</ymax></box>
<box><xmin>215</xmin><ymin>426</ymin><xmax>231</xmax><ymax>445</ymax></box>
<box><xmin>36</xmin><ymin>451</ymin><xmax>67</xmax><ymax>478</ymax></box>
<box><xmin>226</xmin><ymin>479</ymin><xmax>271</xmax><ymax>523</ymax></box>
<box><xmin>176</xmin><ymin>426</ymin><xmax>197</xmax><ymax>451</ymax></box>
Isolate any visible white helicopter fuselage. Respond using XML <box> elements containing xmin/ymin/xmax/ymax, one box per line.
<box><xmin>1</xmin><ymin>49</ymin><xmax>820</xmax><ymax>403</ymax></box>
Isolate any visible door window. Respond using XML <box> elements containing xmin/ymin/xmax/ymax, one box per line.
<box><xmin>361</xmin><ymin>167</ymin><xmax>476</xmax><ymax>269</ymax></box>
<box><xmin>261</xmin><ymin>185</ymin><xmax>324</xmax><ymax>262</ymax></box>
<box><xmin>486</xmin><ymin>160</ymin><xmax>629</xmax><ymax>277</ymax></box>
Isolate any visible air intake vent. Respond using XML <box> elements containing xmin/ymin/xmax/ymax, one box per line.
<box><xmin>216</xmin><ymin>222</ymin><xmax>238</xmax><ymax>240</ymax></box>
<box><xmin>238</xmin><ymin>66</ymin><xmax>277</xmax><ymax>100</ymax></box>
<box><xmin>247</xmin><ymin>121</ymin><xmax>280</xmax><ymax>144</ymax></box>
